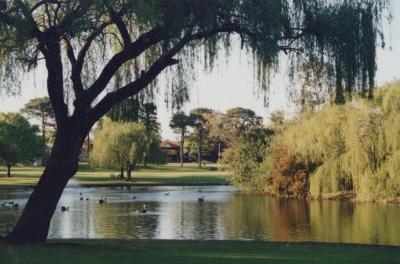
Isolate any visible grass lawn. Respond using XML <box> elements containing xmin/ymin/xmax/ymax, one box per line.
<box><xmin>0</xmin><ymin>240</ymin><xmax>399</xmax><ymax>264</ymax></box>
<box><xmin>0</xmin><ymin>163</ymin><xmax>228</xmax><ymax>187</ymax></box>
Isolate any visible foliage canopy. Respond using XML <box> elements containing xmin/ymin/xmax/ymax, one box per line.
<box><xmin>0</xmin><ymin>112</ymin><xmax>42</xmax><ymax>175</ymax></box>
<box><xmin>0</xmin><ymin>0</ymin><xmax>389</xmax><ymax>114</ymax></box>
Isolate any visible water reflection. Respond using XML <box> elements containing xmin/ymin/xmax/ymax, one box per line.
<box><xmin>0</xmin><ymin>186</ymin><xmax>399</xmax><ymax>245</ymax></box>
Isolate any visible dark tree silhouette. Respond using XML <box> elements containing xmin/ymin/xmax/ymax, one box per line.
<box><xmin>190</xmin><ymin>108</ymin><xmax>213</xmax><ymax>167</ymax></box>
<box><xmin>0</xmin><ymin>0</ymin><xmax>389</xmax><ymax>243</ymax></box>
<box><xmin>170</xmin><ymin>111</ymin><xmax>192</xmax><ymax>167</ymax></box>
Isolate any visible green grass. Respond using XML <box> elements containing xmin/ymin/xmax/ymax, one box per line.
<box><xmin>0</xmin><ymin>240</ymin><xmax>399</xmax><ymax>264</ymax></box>
<box><xmin>0</xmin><ymin>163</ymin><xmax>228</xmax><ymax>187</ymax></box>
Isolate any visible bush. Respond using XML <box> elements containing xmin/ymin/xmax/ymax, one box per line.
<box><xmin>221</xmin><ymin>128</ymin><xmax>273</xmax><ymax>191</ymax></box>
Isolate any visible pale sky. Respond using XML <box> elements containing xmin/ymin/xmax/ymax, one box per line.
<box><xmin>1</xmin><ymin>2</ymin><xmax>399</xmax><ymax>140</ymax></box>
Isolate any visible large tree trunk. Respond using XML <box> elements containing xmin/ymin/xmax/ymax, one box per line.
<box><xmin>5</xmin><ymin>128</ymin><xmax>84</xmax><ymax>244</ymax></box>
<box><xmin>6</xmin><ymin>164</ymin><xmax>11</xmax><ymax>177</ymax></box>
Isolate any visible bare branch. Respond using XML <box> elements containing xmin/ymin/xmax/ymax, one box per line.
<box><xmin>75</xmin><ymin>21</ymin><xmax>112</xmax><ymax>75</ymax></box>
<box><xmin>88</xmin><ymin>55</ymin><xmax>178</xmax><ymax>125</ymax></box>
<box><xmin>30</xmin><ymin>0</ymin><xmax>60</xmax><ymax>14</ymax></box>
<box><xmin>62</xmin><ymin>36</ymin><xmax>86</xmax><ymax>98</ymax></box>
<box><xmin>62</xmin><ymin>36</ymin><xmax>76</xmax><ymax>64</ymax></box>
<box><xmin>83</xmin><ymin>26</ymin><xmax>164</xmax><ymax>105</ymax></box>
<box><xmin>105</xmin><ymin>3</ymin><xmax>131</xmax><ymax>46</ymax></box>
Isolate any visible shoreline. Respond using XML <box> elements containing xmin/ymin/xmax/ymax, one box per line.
<box><xmin>0</xmin><ymin>182</ymin><xmax>230</xmax><ymax>190</ymax></box>
<box><xmin>1</xmin><ymin>183</ymin><xmax>399</xmax><ymax>203</ymax></box>
<box><xmin>245</xmin><ymin>190</ymin><xmax>400</xmax><ymax>204</ymax></box>
<box><xmin>1</xmin><ymin>238</ymin><xmax>399</xmax><ymax>248</ymax></box>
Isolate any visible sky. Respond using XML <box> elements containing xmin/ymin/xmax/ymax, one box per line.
<box><xmin>1</xmin><ymin>2</ymin><xmax>399</xmax><ymax>140</ymax></box>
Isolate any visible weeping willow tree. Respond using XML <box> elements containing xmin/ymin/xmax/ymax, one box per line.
<box><xmin>90</xmin><ymin>118</ymin><xmax>147</xmax><ymax>180</ymax></box>
<box><xmin>264</xmin><ymin>82</ymin><xmax>400</xmax><ymax>200</ymax></box>
<box><xmin>0</xmin><ymin>0</ymin><xmax>389</xmax><ymax>243</ymax></box>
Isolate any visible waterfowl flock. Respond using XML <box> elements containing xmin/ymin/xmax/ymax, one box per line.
<box><xmin>1</xmin><ymin>201</ymin><xmax>19</xmax><ymax>208</ymax></box>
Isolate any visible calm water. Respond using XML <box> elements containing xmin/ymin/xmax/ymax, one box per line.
<box><xmin>1</xmin><ymin>186</ymin><xmax>399</xmax><ymax>245</ymax></box>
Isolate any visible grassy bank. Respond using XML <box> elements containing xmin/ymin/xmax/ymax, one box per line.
<box><xmin>0</xmin><ymin>240</ymin><xmax>399</xmax><ymax>264</ymax></box>
<box><xmin>0</xmin><ymin>163</ymin><xmax>227</xmax><ymax>187</ymax></box>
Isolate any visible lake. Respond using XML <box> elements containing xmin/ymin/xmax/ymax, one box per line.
<box><xmin>1</xmin><ymin>186</ymin><xmax>399</xmax><ymax>245</ymax></box>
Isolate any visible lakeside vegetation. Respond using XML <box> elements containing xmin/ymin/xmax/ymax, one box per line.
<box><xmin>1</xmin><ymin>240</ymin><xmax>399</xmax><ymax>264</ymax></box>
<box><xmin>0</xmin><ymin>163</ymin><xmax>227</xmax><ymax>187</ymax></box>
<box><xmin>223</xmin><ymin>82</ymin><xmax>400</xmax><ymax>201</ymax></box>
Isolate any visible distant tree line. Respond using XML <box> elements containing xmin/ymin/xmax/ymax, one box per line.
<box><xmin>169</xmin><ymin>106</ymin><xmax>269</xmax><ymax>168</ymax></box>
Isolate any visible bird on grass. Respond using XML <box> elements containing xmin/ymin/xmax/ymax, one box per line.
<box><xmin>141</xmin><ymin>204</ymin><xmax>147</xmax><ymax>213</ymax></box>
<box><xmin>198</xmin><ymin>196</ymin><xmax>205</xmax><ymax>202</ymax></box>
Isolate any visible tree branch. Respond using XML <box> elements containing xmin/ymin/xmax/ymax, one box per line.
<box><xmin>62</xmin><ymin>36</ymin><xmax>86</xmax><ymax>98</ymax></box>
<box><xmin>62</xmin><ymin>36</ymin><xmax>76</xmax><ymax>64</ymax></box>
<box><xmin>83</xmin><ymin>26</ymin><xmax>164</xmax><ymax>105</ymax></box>
<box><xmin>88</xmin><ymin>56</ymin><xmax>178</xmax><ymax>126</ymax></box>
<box><xmin>105</xmin><ymin>3</ymin><xmax>131</xmax><ymax>46</ymax></box>
<box><xmin>75</xmin><ymin>21</ymin><xmax>111</xmax><ymax>74</ymax></box>
<box><xmin>86</xmin><ymin>22</ymin><xmax>310</xmax><ymax>126</ymax></box>
<box><xmin>15</xmin><ymin>0</ymin><xmax>46</xmax><ymax>43</ymax></box>
<box><xmin>30</xmin><ymin>0</ymin><xmax>60</xmax><ymax>14</ymax></box>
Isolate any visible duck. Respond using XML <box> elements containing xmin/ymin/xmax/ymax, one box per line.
<box><xmin>3</xmin><ymin>202</ymin><xmax>15</xmax><ymax>208</ymax></box>
<box><xmin>99</xmin><ymin>197</ymin><xmax>106</xmax><ymax>204</ymax></box>
<box><xmin>132</xmin><ymin>196</ymin><xmax>137</xmax><ymax>200</ymax></box>
<box><xmin>164</xmin><ymin>192</ymin><xmax>170</xmax><ymax>196</ymax></box>
<box><xmin>61</xmin><ymin>206</ymin><xmax>69</xmax><ymax>212</ymax></box>
<box><xmin>141</xmin><ymin>204</ymin><xmax>147</xmax><ymax>213</ymax></box>
<box><xmin>13</xmin><ymin>203</ymin><xmax>19</xmax><ymax>208</ymax></box>
<box><xmin>198</xmin><ymin>196</ymin><xmax>205</xmax><ymax>202</ymax></box>
<box><xmin>80</xmin><ymin>197</ymin><xmax>84</xmax><ymax>201</ymax></box>
<box><xmin>86</xmin><ymin>198</ymin><xmax>90</xmax><ymax>201</ymax></box>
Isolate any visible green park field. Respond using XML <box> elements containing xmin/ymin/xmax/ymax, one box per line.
<box><xmin>1</xmin><ymin>240</ymin><xmax>399</xmax><ymax>264</ymax></box>
<box><xmin>0</xmin><ymin>163</ymin><xmax>228</xmax><ymax>187</ymax></box>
